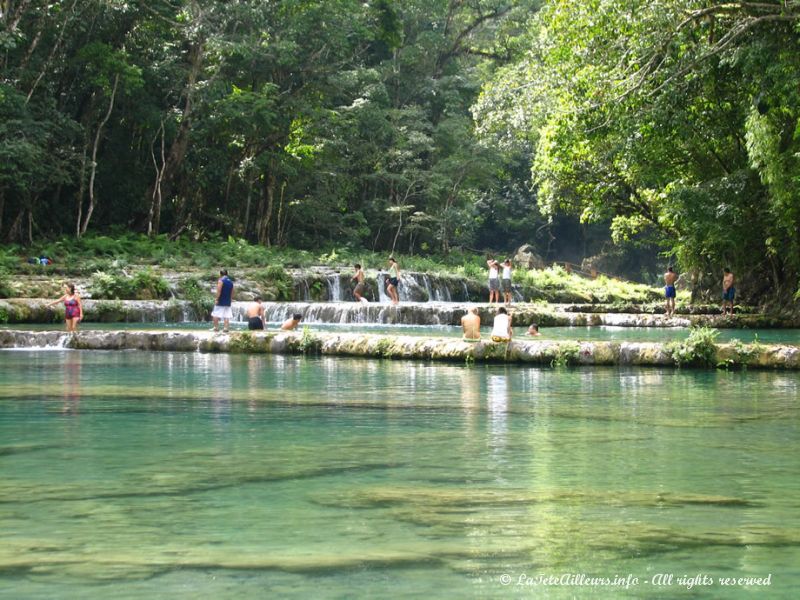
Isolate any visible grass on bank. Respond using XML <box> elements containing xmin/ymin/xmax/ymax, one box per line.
<box><xmin>0</xmin><ymin>233</ymin><xmax>666</xmax><ymax>304</ymax></box>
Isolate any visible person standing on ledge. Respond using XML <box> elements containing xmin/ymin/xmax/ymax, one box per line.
<box><xmin>212</xmin><ymin>269</ymin><xmax>234</xmax><ymax>333</ymax></box>
<box><xmin>281</xmin><ymin>313</ymin><xmax>303</xmax><ymax>330</ymax></box>
<box><xmin>48</xmin><ymin>282</ymin><xmax>83</xmax><ymax>333</ymax></box>
<box><xmin>722</xmin><ymin>267</ymin><xmax>736</xmax><ymax>316</ymax></box>
<box><xmin>246</xmin><ymin>296</ymin><xmax>265</xmax><ymax>330</ymax></box>
<box><xmin>461</xmin><ymin>307</ymin><xmax>481</xmax><ymax>341</ymax></box>
<box><xmin>491</xmin><ymin>306</ymin><xmax>513</xmax><ymax>343</ymax></box>
<box><xmin>487</xmin><ymin>258</ymin><xmax>500</xmax><ymax>303</ymax></box>
<box><xmin>386</xmin><ymin>256</ymin><xmax>400</xmax><ymax>305</ymax></box>
<box><xmin>501</xmin><ymin>258</ymin><xmax>513</xmax><ymax>304</ymax></box>
<box><xmin>664</xmin><ymin>266</ymin><xmax>678</xmax><ymax>317</ymax></box>
<box><xmin>352</xmin><ymin>263</ymin><xmax>368</xmax><ymax>303</ymax></box>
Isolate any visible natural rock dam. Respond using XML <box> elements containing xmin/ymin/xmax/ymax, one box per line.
<box><xmin>1</xmin><ymin>330</ymin><xmax>798</xmax><ymax>370</ymax></box>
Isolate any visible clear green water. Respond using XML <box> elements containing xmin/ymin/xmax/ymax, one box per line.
<box><xmin>1</xmin><ymin>350</ymin><xmax>798</xmax><ymax>598</ymax></box>
<box><xmin>5</xmin><ymin>321</ymin><xmax>800</xmax><ymax>344</ymax></box>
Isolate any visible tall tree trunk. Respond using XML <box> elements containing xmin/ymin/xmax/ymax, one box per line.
<box><xmin>147</xmin><ymin>120</ymin><xmax>166</xmax><ymax>236</ymax></box>
<box><xmin>26</xmin><ymin>205</ymin><xmax>33</xmax><ymax>246</ymax></box>
<box><xmin>80</xmin><ymin>73</ymin><xmax>119</xmax><ymax>237</ymax></box>
<box><xmin>275</xmin><ymin>180</ymin><xmax>287</xmax><ymax>247</ymax></box>
<box><xmin>242</xmin><ymin>179</ymin><xmax>253</xmax><ymax>239</ymax></box>
<box><xmin>6</xmin><ymin>207</ymin><xmax>24</xmax><ymax>243</ymax></box>
<box><xmin>257</xmin><ymin>171</ymin><xmax>276</xmax><ymax>246</ymax></box>
<box><xmin>75</xmin><ymin>142</ymin><xmax>89</xmax><ymax>238</ymax></box>
<box><xmin>24</xmin><ymin>0</ymin><xmax>78</xmax><ymax>103</ymax></box>
<box><xmin>154</xmin><ymin>41</ymin><xmax>206</xmax><ymax>235</ymax></box>
<box><xmin>0</xmin><ymin>189</ymin><xmax>4</xmax><ymax>235</ymax></box>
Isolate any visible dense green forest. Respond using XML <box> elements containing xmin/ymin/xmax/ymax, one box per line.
<box><xmin>2</xmin><ymin>1</ymin><xmax>799</xmax><ymax>301</ymax></box>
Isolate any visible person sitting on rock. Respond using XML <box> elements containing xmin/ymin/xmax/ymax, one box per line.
<box><xmin>491</xmin><ymin>307</ymin><xmax>512</xmax><ymax>343</ymax></box>
<box><xmin>461</xmin><ymin>307</ymin><xmax>481</xmax><ymax>341</ymax></box>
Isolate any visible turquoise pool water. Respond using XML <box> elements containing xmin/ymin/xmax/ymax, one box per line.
<box><xmin>4</xmin><ymin>321</ymin><xmax>800</xmax><ymax>344</ymax></box>
<box><xmin>1</xmin><ymin>350</ymin><xmax>798</xmax><ymax>598</ymax></box>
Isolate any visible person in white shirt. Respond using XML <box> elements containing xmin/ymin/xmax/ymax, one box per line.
<box><xmin>501</xmin><ymin>259</ymin><xmax>513</xmax><ymax>304</ymax></box>
<box><xmin>491</xmin><ymin>307</ymin><xmax>512</xmax><ymax>342</ymax></box>
<box><xmin>487</xmin><ymin>258</ymin><xmax>500</xmax><ymax>303</ymax></box>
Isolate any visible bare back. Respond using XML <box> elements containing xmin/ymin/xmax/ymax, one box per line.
<box><xmin>461</xmin><ymin>313</ymin><xmax>481</xmax><ymax>339</ymax></box>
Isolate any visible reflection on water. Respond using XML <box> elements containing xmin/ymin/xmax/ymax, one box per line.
<box><xmin>0</xmin><ymin>350</ymin><xmax>798</xmax><ymax>598</ymax></box>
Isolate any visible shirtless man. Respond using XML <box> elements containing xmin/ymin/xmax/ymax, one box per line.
<box><xmin>664</xmin><ymin>266</ymin><xmax>678</xmax><ymax>317</ymax></box>
<box><xmin>246</xmin><ymin>297</ymin><xmax>265</xmax><ymax>330</ymax></box>
<box><xmin>461</xmin><ymin>307</ymin><xmax>481</xmax><ymax>341</ymax></box>
<box><xmin>722</xmin><ymin>268</ymin><xmax>736</xmax><ymax>316</ymax></box>
<box><xmin>527</xmin><ymin>323</ymin><xmax>541</xmax><ymax>336</ymax></box>
<box><xmin>352</xmin><ymin>264</ymin><xmax>367</xmax><ymax>303</ymax></box>
<box><xmin>281</xmin><ymin>313</ymin><xmax>303</xmax><ymax>330</ymax></box>
<box><xmin>281</xmin><ymin>313</ymin><xmax>303</xmax><ymax>331</ymax></box>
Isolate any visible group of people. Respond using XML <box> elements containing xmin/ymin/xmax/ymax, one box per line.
<box><xmin>350</xmin><ymin>257</ymin><xmax>400</xmax><ymax>304</ymax></box>
<box><xmin>214</xmin><ymin>269</ymin><xmax>302</xmax><ymax>332</ymax></box>
<box><xmin>460</xmin><ymin>306</ymin><xmax>540</xmax><ymax>343</ymax></box>
<box><xmin>487</xmin><ymin>258</ymin><xmax>514</xmax><ymax>304</ymax></box>
<box><xmin>663</xmin><ymin>266</ymin><xmax>736</xmax><ymax>317</ymax></box>
<box><xmin>46</xmin><ymin>263</ymin><xmax>739</xmax><ymax>334</ymax></box>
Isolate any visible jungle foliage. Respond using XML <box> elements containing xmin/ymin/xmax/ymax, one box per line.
<box><xmin>3</xmin><ymin>1</ymin><xmax>800</xmax><ymax>304</ymax></box>
<box><xmin>0</xmin><ymin>0</ymin><xmax>542</xmax><ymax>256</ymax></box>
<box><xmin>475</xmin><ymin>0</ymin><xmax>800</xmax><ymax>302</ymax></box>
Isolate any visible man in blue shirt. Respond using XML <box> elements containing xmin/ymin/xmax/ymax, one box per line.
<box><xmin>212</xmin><ymin>269</ymin><xmax>234</xmax><ymax>333</ymax></box>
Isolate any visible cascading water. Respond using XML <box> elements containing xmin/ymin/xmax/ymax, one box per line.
<box><xmin>377</xmin><ymin>274</ymin><xmax>390</xmax><ymax>303</ymax></box>
<box><xmin>327</xmin><ymin>274</ymin><xmax>343</xmax><ymax>302</ymax></box>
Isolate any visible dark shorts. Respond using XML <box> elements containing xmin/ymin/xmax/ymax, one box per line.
<box><xmin>247</xmin><ymin>316</ymin><xmax>264</xmax><ymax>330</ymax></box>
<box><xmin>501</xmin><ymin>278</ymin><xmax>512</xmax><ymax>293</ymax></box>
<box><xmin>722</xmin><ymin>287</ymin><xmax>735</xmax><ymax>301</ymax></box>
<box><xmin>388</xmin><ymin>277</ymin><xmax>398</xmax><ymax>288</ymax></box>
<box><xmin>488</xmin><ymin>278</ymin><xmax>499</xmax><ymax>292</ymax></box>
<box><xmin>354</xmin><ymin>282</ymin><xmax>365</xmax><ymax>296</ymax></box>
<box><xmin>664</xmin><ymin>285</ymin><xmax>676</xmax><ymax>298</ymax></box>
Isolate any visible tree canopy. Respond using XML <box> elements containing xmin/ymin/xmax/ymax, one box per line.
<box><xmin>475</xmin><ymin>0</ymin><xmax>800</xmax><ymax>299</ymax></box>
<box><xmin>3</xmin><ymin>1</ymin><xmax>800</xmax><ymax>300</ymax></box>
<box><xmin>1</xmin><ymin>0</ymin><xmax>540</xmax><ymax>256</ymax></box>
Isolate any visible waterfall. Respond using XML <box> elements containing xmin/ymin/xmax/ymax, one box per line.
<box><xmin>377</xmin><ymin>274</ymin><xmax>390</xmax><ymax>303</ymax></box>
<box><xmin>423</xmin><ymin>275</ymin><xmax>434</xmax><ymax>301</ymax></box>
<box><xmin>327</xmin><ymin>274</ymin><xmax>343</xmax><ymax>302</ymax></box>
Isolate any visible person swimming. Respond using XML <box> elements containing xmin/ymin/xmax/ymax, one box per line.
<box><xmin>281</xmin><ymin>313</ymin><xmax>303</xmax><ymax>330</ymax></box>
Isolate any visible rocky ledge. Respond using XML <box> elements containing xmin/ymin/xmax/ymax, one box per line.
<box><xmin>1</xmin><ymin>330</ymin><xmax>798</xmax><ymax>370</ymax></box>
<box><xmin>3</xmin><ymin>298</ymin><xmax>796</xmax><ymax>328</ymax></box>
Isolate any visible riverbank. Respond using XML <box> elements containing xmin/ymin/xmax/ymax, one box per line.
<box><xmin>2</xmin><ymin>329</ymin><xmax>798</xmax><ymax>370</ymax></box>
